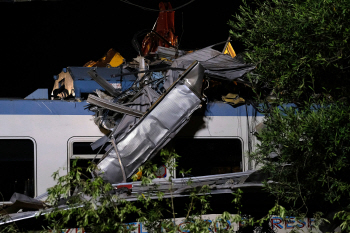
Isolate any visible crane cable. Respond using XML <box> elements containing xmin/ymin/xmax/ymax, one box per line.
<box><xmin>120</xmin><ymin>0</ymin><xmax>196</xmax><ymax>12</ymax></box>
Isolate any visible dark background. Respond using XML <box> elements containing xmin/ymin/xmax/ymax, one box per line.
<box><xmin>0</xmin><ymin>0</ymin><xmax>243</xmax><ymax>98</ymax></box>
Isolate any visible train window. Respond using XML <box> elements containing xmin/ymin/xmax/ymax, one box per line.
<box><xmin>174</xmin><ymin>138</ymin><xmax>242</xmax><ymax>178</ymax></box>
<box><xmin>69</xmin><ymin>137</ymin><xmax>169</xmax><ymax>181</ymax></box>
<box><xmin>69</xmin><ymin>141</ymin><xmax>108</xmax><ymax>179</ymax></box>
<box><xmin>72</xmin><ymin>142</ymin><xmax>109</xmax><ymax>157</ymax></box>
<box><xmin>0</xmin><ymin>139</ymin><xmax>35</xmax><ymax>201</ymax></box>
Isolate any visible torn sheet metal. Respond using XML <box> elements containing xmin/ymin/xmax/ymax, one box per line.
<box><xmin>90</xmin><ymin>85</ymin><xmax>161</xmax><ymax>149</ymax></box>
<box><xmin>156</xmin><ymin>46</ymin><xmax>185</xmax><ymax>60</ymax></box>
<box><xmin>164</xmin><ymin>45</ymin><xmax>255</xmax><ymax>89</ymax></box>
<box><xmin>96</xmin><ymin>61</ymin><xmax>204</xmax><ymax>184</ymax></box>
<box><xmin>0</xmin><ymin>193</ymin><xmax>44</xmax><ymax>215</ymax></box>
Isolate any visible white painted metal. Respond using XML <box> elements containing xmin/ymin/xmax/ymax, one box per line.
<box><xmin>0</xmin><ymin>115</ymin><xmax>103</xmax><ymax>195</ymax></box>
<box><xmin>0</xmin><ymin>113</ymin><xmax>264</xmax><ymax>198</ymax></box>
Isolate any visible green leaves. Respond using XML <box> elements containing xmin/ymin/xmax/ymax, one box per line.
<box><xmin>39</xmin><ymin>148</ymin><xmax>219</xmax><ymax>232</ymax></box>
<box><xmin>229</xmin><ymin>0</ymin><xmax>350</xmax><ymax>103</ymax></box>
<box><xmin>251</xmin><ymin>102</ymin><xmax>350</xmax><ymax>217</ymax></box>
<box><xmin>232</xmin><ymin>189</ymin><xmax>243</xmax><ymax>215</ymax></box>
<box><xmin>230</xmin><ymin>1</ymin><xmax>350</xmax><ymax>228</ymax></box>
<box><xmin>42</xmin><ymin>161</ymin><xmax>142</xmax><ymax>232</ymax></box>
<box><xmin>335</xmin><ymin>210</ymin><xmax>350</xmax><ymax>231</ymax></box>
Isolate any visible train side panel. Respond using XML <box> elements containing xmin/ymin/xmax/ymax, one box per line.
<box><xmin>0</xmin><ymin>100</ymin><xmax>263</xmax><ymax>198</ymax></box>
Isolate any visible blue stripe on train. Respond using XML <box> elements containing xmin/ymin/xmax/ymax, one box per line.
<box><xmin>0</xmin><ymin>100</ymin><xmax>264</xmax><ymax>116</ymax></box>
<box><xmin>205</xmin><ymin>102</ymin><xmax>264</xmax><ymax>117</ymax></box>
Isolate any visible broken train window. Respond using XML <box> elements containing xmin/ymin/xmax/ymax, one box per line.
<box><xmin>0</xmin><ymin>138</ymin><xmax>35</xmax><ymax>200</ymax></box>
<box><xmin>173</xmin><ymin>138</ymin><xmax>243</xmax><ymax>178</ymax></box>
<box><xmin>68</xmin><ymin>137</ymin><xmax>108</xmax><ymax>180</ymax></box>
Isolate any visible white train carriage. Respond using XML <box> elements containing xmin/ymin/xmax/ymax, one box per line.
<box><xmin>0</xmin><ymin>92</ymin><xmax>263</xmax><ymax>201</ymax></box>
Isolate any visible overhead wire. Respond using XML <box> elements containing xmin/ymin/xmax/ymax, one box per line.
<box><xmin>120</xmin><ymin>0</ymin><xmax>196</xmax><ymax>12</ymax></box>
<box><xmin>175</xmin><ymin>12</ymin><xmax>184</xmax><ymax>56</ymax></box>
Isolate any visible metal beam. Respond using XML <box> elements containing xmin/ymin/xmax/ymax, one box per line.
<box><xmin>87</xmin><ymin>95</ymin><xmax>144</xmax><ymax>117</ymax></box>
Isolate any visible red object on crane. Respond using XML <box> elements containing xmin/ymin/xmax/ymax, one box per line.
<box><xmin>141</xmin><ymin>2</ymin><xmax>178</xmax><ymax>56</ymax></box>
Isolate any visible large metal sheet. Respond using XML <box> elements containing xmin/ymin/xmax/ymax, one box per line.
<box><xmin>90</xmin><ymin>85</ymin><xmax>161</xmax><ymax>151</ymax></box>
<box><xmin>164</xmin><ymin>45</ymin><xmax>255</xmax><ymax>89</ymax></box>
<box><xmin>96</xmin><ymin>61</ymin><xmax>204</xmax><ymax>184</ymax></box>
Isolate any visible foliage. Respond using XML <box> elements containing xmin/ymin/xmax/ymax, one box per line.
<box><xmin>229</xmin><ymin>0</ymin><xmax>350</xmax><ymax>104</ymax></box>
<box><xmin>0</xmin><ymin>217</ymin><xmax>20</xmax><ymax>233</ymax></box>
<box><xmin>43</xmin><ymin>161</ymin><xmax>141</xmax><ymax>232</ymax></box>
<box><xmin>36</xmin><ymin>148</ymin><xmax>216</xmax><ymax>232</ymax></box>
<box><xmin>252</xmin><ymin>103</ymin><xmax>350</xmax><ymax>211</ymax></box>
<box><xmin>134</xmin><ymin>148</ymin><xmax>214</xmax><ymax>233</ymax></box>
<box><xmin>229</xmin><ymin>0</ymin><xmax>350</xmax><ymax>229</ymax></box>
<box><xmin>1</xmin><ymin>148</ymin><xmax>248</xmax><ymax>232</ymax></box>
<box><xmin>334</xmin><ymin>210</ymin><xmax>350</xmax><ymax>231</ymax></box>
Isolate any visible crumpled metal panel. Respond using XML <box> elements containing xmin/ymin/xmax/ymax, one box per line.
<box><xmin>97</xmin><ymin>61</ymin><xmax>204</xmax><ymax>184</ymax></box>
<box><xmin>118</xmin><ymin>85</ymin><xmax>200</xmax><ymax>175</ymax></box>
<box><xmin>164</xmin><ymin>45</ymin><xmax>255</xmax><ymax>89</ymax></box>
<box><xmin>90</xmin><ymin>86</ymin><xmax>161</xmax><ymax>151</ymax></box>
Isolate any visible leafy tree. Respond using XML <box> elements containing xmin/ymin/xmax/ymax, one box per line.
<box><xmin>229</xmin><ymin>0</ymin><xmax>350</xmax><ymax>230</ymax></box>
<box><xmin>230</xmin><ymin>0</ymin><xmax>350</xmax><ymax>104</ymax></box>
<box><xmin>43</xmin><ymin>160</ymin><xmax>141</xmax><ymax>233</ymax></box>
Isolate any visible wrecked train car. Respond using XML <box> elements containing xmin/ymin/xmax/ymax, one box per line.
<box><xmin>0</xmin><ymin>39</ymin><xmax>337</xmax><ymax>232</ymax></box>
<box><xmin>0</xmin><ymin>42</ymin><xmax>262</xmax><ymax>203</ymax></box>
<box><xmin>0</xmin><ymin>2</ymin><xmax>272</xmax><ymax>229</ymax></box>
<box><xmin>0</xmin><ymin>2</ymin><xmax>339</xmax><ymax>231</ymax></box>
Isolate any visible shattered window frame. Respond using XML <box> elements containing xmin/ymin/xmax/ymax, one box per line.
<box><xmin>68</xmin><ymin>137</ymin><xmax>173</xmax><ymax>181</ymax></box>
<box><xmin>68</xmin><ymin>136</ymin><xmax>105</xmax><ymax>160</ymax></box>
<box><xmin>0</xmin><ymin>137</ymin><xmax>37</xmax><ymax>201</ymax></box>
<box><xmin>67</xmin><ymin>137</ymin><xmax>104</xmax><ymax>179</ymax></box>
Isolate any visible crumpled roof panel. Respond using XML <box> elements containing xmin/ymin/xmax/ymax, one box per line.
<box><xmin>164</xmin><ymin>45</ymin><xmax>255</xmax><ymax>89</ymax></box>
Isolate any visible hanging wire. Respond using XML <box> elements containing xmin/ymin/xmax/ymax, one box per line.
<box><xmin>202</xmin><ymin>79</ymin><xmax>210</xmax><ymax>104</ymax></box>
<box><xmin>175</xmin><ymin>12</ymin><xmax>184</xmax><ymax>57</ymax></box>
<box><xmin>120</xmin><ymin>0</ymin><xmax>196</xmax><ymax>12</ymax></box>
